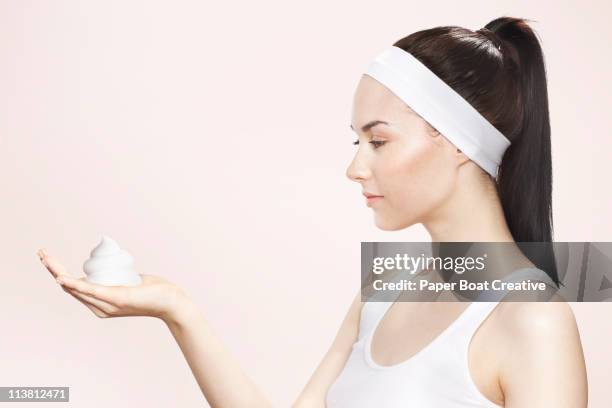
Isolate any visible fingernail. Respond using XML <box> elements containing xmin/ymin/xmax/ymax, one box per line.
<box><xmin>56</xmin><ymin>278</ymin><xmax>64</xmax><ymax>285</ymax></box>
<box><xmin>38</xmin><ymin>250</ymin><xmax>48</xmax><ymax>263</ymax></box>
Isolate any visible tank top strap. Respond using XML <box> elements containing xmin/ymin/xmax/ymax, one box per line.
<box><xmin>450</xmin><ymin>301</ymin><xmax>502</xmax><ymax>343</ymax></box>
<box><xmin>357</xmin><ymin>301</ymin><xmax>394</xmax><ymax>341</ymax></box>
<box><xmin>447</xmin><ymin>267</ymin><xmax>557</xmax><ymax>345</ymax></box>
<box><xmin>359</xmin><ymin>269</ymin><xmax>408</xmax><ymax>341</ymax></box>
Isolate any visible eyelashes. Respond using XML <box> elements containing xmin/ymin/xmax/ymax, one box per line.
<box><xmin>352</xmin><ymin>139</ymin><xmax>387</xmax><ymax>149</ymax></box>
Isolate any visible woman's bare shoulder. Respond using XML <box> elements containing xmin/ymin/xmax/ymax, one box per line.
<box><xmin>493</xmin><ymin>301</ymin><xmax>579</xmax><ymax>340</ymax></box>
<box><xmin>490</xmin><ymin>301</ymin><xmax>587</xmax><ymax>406</ymax></box>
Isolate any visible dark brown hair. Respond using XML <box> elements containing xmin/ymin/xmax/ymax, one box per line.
<box><xmin>393</xmin><ymin>17</ymin><xmax>558</xmax><ymax>284</ymax></box>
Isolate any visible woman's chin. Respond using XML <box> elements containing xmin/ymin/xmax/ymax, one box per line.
<box><xmin>373</xmin><ymin>215</ymin><xmax>414</xmax><ymax>231</ymax></box>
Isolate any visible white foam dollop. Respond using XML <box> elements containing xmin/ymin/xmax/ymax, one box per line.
<box><xmin>83</xmin><ymin>235</ymin><xmax>142</xmax><ymax>286</ymax></box>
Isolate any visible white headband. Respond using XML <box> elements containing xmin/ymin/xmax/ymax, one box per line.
<box><xmin>364</xmin><ymin>46</ymin><xmax>511</xmax><ymax>178</ymax></box>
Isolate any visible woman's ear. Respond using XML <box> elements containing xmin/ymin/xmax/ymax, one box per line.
<box><xmin>431</xmin><ymin>127</ymin><xmax>470</xmax><ymax>167</ymax></box>
<box><xmin>454</xmin><ymin>147</ymin><xmax>470</xmax><ymax>166</ymax></box>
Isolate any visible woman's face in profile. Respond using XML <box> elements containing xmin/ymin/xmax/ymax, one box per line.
<box><xmin>346</xmin><ymin>74</ymin><xmax>461</xmax><ymax>231</ymax></box>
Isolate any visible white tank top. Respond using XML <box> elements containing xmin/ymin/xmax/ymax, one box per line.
<box><xmin>326</xmin><ymin>267</ymin><xmax>555</xmax><ymax>407</ymax></box>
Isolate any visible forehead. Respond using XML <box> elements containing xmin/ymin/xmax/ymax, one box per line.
<box><xmin>351</xmin><ymin>74</ymin><xmax>414</xmax><ymax>128</ymax></box>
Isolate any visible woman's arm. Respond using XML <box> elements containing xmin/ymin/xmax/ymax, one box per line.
<box><xmin>164</xmin><ymin>298</ymin><xmax>273</xmax><ymax>408</ymax></box>
<box><xmin>291</xmin><ymin>291</ymin><xmax>363</xmax><ymax>407</ymax></box>
<box><xmin>498</xmin><ymin>301</ymin><xmax>588</xmax><ymax>407</ymax></box>
<box><xmin>166</xmin><ymin>291</ymin><xmax>362</xmax><ymax>408</ymax></box>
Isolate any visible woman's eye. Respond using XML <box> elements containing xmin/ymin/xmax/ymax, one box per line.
<box><xmin>352</xmin><ymin>140</ymin><xmax>386</xmax><ymax>149</ymax></box>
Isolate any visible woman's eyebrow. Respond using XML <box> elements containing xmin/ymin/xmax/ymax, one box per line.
<box><xmin>350</xmin><ymin>120</ymin><xmax>390</xmax><ymax>133</ymax></box>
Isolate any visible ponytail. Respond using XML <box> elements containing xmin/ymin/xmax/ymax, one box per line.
<box><xmin>485</xmin><ymin>17</ymin><xmax>559</xmax><ymax>284</ymax></box>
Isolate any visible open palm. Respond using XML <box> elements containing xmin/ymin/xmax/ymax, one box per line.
<box><xmin>37</xmin><ymin>248</ymin><xmax>187</xmax><ymax>322</ymax></box>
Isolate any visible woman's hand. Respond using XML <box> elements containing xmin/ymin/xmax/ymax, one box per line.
<box><xmin>37</xmin><ymin>248</ymin><xmax>189</xmax><ymax>323</ymax></box>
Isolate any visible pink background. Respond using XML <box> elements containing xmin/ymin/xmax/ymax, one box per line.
<box><xmin>1</xmin><ymin>0</ymin><xmax>610</xmax><ymax>406</ymax></box>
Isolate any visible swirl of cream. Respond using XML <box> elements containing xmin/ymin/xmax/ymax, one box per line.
<box><xmin>83</xmin><ymin>235</ymin><xmax>142</xmax><ymax>286</ymax></box>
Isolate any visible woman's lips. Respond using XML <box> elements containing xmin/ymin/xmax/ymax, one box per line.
<box><xmin>363</xmin><ymin>194</ymin><xmax>384</xmax><ymax>206</ymax></box>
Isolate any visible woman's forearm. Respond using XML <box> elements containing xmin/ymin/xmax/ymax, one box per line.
<box><xmin>163</xmin><ymin>298</ymin><xmax>273</xmax><ymax>408</ymax></box>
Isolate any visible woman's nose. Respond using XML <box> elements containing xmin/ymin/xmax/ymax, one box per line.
<box><xmin>346</xmin><ymin>154</ymin><xmax>371</xmax><ymax>182</ymax></box>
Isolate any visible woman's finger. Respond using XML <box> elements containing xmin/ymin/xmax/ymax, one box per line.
<box><xmin>56</xmin><ymin>275</ymin><xmax>124</xmax><ymax>306</ymax></box>
<box><xmin>63</xmin><ymin>286</ymin><xmax>117</xmax><ymax>316</ymax></box>
<box><xmin>61</xmin><ymin>286</ymin><xmax>110</xmax><ymax>318</ymax></box>
<box><xmin>37</xmin><ymin>249</ymin><xmax>71</xmax><ymax>279</ymax></box>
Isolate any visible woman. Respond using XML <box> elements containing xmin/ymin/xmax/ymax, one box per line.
<box><xmin>38</xmin><ymin>16</ymin><xmax>587</xmax><ymax>407</ymax></box>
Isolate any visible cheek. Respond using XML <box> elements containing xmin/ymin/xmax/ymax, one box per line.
<box><xmin>376</xmin><ymin>137</ymin><xmax>454</xmax><ymax>215</ymax></box>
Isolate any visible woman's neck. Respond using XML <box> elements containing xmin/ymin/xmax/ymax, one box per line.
<box><xmin>421</xmin><ymin>181</ymin><xmax>537</xmax><ymax>272</ymax></box>
<box><xmin>421</xmin><ymin>177</ymin><xmax>515</xmax><ymax>243</ymax></box>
